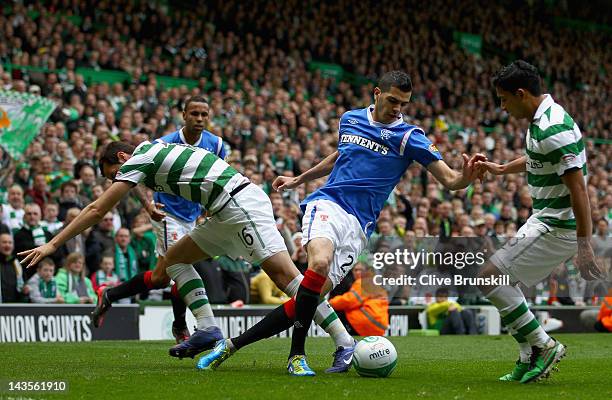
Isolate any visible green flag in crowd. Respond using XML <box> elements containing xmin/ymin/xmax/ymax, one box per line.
<box><xmin>0</xmin><ymin>90</ymin><xmax>57</xmax><ymax>159</ymax></box>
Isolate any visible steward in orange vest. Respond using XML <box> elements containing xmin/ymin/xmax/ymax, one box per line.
<box><xmin>329</xmin><ymin>262</ymin><xmax>389</xmax><ymax>336</ymax></box>
<box><xmin>595</xmin><ymin>290</ymin><xmax>612</xmax><ymax>333</ymax></box>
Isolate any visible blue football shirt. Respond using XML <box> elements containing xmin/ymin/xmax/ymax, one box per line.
<box><xmin>302</xmin><ymin>105</ymin><xmax>442</xmax><ymax>237</ymax></box>
<box><xmin>153</xmin><ymin>128</ymin><xmax>227</xmax><ymax>222</ymax></box>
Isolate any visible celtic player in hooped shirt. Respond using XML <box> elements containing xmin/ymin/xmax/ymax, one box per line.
<box><xmin>18</xmin><ymin>140</ymin><xmax>355</xmax><ymax>370</ymax></box>
<box><xmin>476</xmin><ymin>60</ymin><xmax>603</xmax><ymax>384</ymax></box>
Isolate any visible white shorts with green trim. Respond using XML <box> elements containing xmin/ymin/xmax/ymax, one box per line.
<box><xmin>490</xmin><ymin>216</ymin><xmax>577</xmax><ymax>287</ymax></box>
<box><xmin>151</xmin><ymin>214</ymin><xmax>195</xmax><ymax>257</ymax></box>
<box><xmin>189</xmin><ymin>184</ymin><xmax>287</xmax><ymax>264</ymax></box>
<box><xmin>301</xmin><ymin>199</ymin><xmax>367</xmax><ymax>288</ymax></box>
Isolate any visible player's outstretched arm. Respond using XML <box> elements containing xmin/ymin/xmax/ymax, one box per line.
<box><xmin>273</xmin><ymin>150</ymin><xmax>339</xmax><ymax>192</ymax></box>
<box><xmin>427</xmin><ymin>153</ymin><xmax>487</xmax><ymax>190</ymax></box>
<box><xmin>475</xmin><ymin>155</ymin><xmax>527</xmax><ymax>176</ymax></box>
<box><xmin>562</xmin><ymin>168</ymin><xmax>603</xmax><ymax>281</ymax></box>
<box><xmin>18</xmin><ymin>181</ymin><xmax>132</xmax><ymax>268</ymax></box>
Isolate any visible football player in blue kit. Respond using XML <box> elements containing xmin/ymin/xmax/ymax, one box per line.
<box><xmin>153</xmin><ymin>96</ymin><xmax>228</xmax><ymax>346</ymax></box>
<box><xmin>197</xmin><ymin>71</ymin><xmax>485</xmax><ymax>376</ymax></box>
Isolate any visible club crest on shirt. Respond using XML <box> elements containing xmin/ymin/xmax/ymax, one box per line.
<box><xmin>429</xmin><ymin>144</ymin><xmax>440</xmax><ymax>153</ymax></box>
<box><xmin>380</xmin><ymin>129</ymin><xmax>394</xmax><ymax>140</ymax></box>
<box><xmin>561</xmin><ymin>153</ymin><xmax>576</xmax><ymax>165</ymax></box>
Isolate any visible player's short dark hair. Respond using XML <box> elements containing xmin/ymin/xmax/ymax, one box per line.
<box><xmin>435</xmin><ymin>288</ymin><xmax>450</xmax><ymax>297</ymax></box>
<box><xmin>98</xmin><ymin>141</ymin><xmax>136</xmax><ymax>176</ymax></box>
<box><xmin>492</xmin><ymin>60</ymin><xmax>542</xmax><ymax>96</ymax></box>
<box><xmin>378</xmin><ymin>71</ymin><xmax>412</xmax><ymax>93</ymax></box>
<box><xmin>184</xmin><ymin>95</ymin><xmax>209</xmax><ymax>112</ymax></box>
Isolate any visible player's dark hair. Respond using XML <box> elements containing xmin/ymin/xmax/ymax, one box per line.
<box><xmin>378</xmin><ymin>71</ymin><xmax>412</xmax><ymax>93</ymax></box>
<box><xmin>435</xmin><ymin>288</ymin><xmax>450</xmax><ymax>297</ymax></box>
<box><xmin>184</xmin><ymin>95</ymin><xmax>209</xmax><ymax>112</ymax></box>
<box><xmin>492</xmin><ymin>60</ymin><xmax>542</xmax><ymax>96</ymax></box>
<box><xmin>98</xmin><ymin>141</ymin><xmax>136</xmax><ymax>175</ymax></box>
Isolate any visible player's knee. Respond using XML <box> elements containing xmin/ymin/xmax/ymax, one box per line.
<box><xmin>308</xmin><ymin>257</ymin><xmax>331</xmax><ymax>276</ymax></box>
<box><xmin>477</xmin><ymin>262</ymin><xmax>503</xmax><ymax>294</ymax></box>
<box><xmin>477</xmin><ymin>262</ymin><xmax>501</xmax><ymax>279</ymax></box>
<box><xmin>151</xmin><ymin>268</ymin><xmax>170</xmax><ymax>287</ymax></box>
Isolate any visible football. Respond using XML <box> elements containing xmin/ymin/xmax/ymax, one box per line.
<box><xmin>352</xmin><ymin>336</ymin><xmax>398</xmax><ymax>378</ymax></box>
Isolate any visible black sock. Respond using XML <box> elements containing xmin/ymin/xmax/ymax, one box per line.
<box><xmin>107</xmin><ymin>272</ymin><xmax>148</xmax><ymax>302</ymax></box>
<box><xmin>232</xmin><ymin>304</ymin><xmax>293</xmax><ymax>350</ymax></box>
<box><xmin>171</xmin><ymin>294</ymin><xmax>187</xmax><ymax>329</ymax></box>
<box><xmin>289</xmin><ymin>285</ymin><xmax>320</xmax><ymax>358</ymax></box>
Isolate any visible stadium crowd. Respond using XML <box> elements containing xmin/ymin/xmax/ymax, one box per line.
<box><xmin>0</xmin><ymin>0</ymin><xmax>610</xmax><ymax>310</ymax></box>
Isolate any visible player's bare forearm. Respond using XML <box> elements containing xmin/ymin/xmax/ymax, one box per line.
<box><xmin>476</xmin><ymin>156</ymin><xmax>527</xmax><ymax>176</ymax></box>
<box><xmin>273</xmin><ymin>151</ymin><xmax>338</xmax><ymax>191</ymax></box>
<box><xmin>132</xmin><ymin>184</ymin><xmax>150</xmax><ymax>208</ymax></box>
<box><xmin>445</xmin><ymin>170</ymin><xmax>471</xmax><ymax>190</ymax></box>
<box><xmin>49</xmin><ymin>203</ymin><xmax>105</xmax><ymax>248</ymax></box>
<box><xmin>562</xmin><ymin>168</ymin><xmax>602</xmax><ymax>280</ymax></box>
<box><xmin>131</xmin><ymin>184</ymin><xmax>165</xmax><ymax>221</ymax></box>
<box><xmin>501</xmin><ymin>156</ymin><xmax>528</xmax><ymax>174</ymax></box>
<box><xmin>428</xmin><ymin>154</ymin><xmax>486</xmax><ymax>190</ymax></box>
<box><xmin>297</xmin><ymin>151</ymin><xmax>339</xmax><ymax>184</ymax></box>
<box><xmin>427</xmin><ymin>163</ymin><xmax>465</xmax><ymax>190</ymax></box>
<box><xmin>562</xmin><ymin>169</ymin><xmax>592</xmax><ymax>241</ymax></box>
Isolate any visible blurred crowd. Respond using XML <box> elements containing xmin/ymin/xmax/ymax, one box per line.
<box><xmin>0</xmin><ymin>0</ymin><xmax>609</xmax><ymax>308</ymax></box>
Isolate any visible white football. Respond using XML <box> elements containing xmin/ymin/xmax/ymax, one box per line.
<box><xmin>352</xmin><ymin>336</ymin><xmax>398</xmax><ymax>378</ymax></box>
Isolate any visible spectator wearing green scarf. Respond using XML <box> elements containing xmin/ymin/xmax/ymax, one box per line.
<box><xmin>114</xmin><ymin>227</ymin><xmax>138</xmax><ymax>282</ymax></box>
<box><xmin>130</xmin><ymin>214</ymin><xmax>156</xmax><ymax>272</ymax></box>
<box><xmin>27</xmin><ymin>258</ymin><xmax>64</xmax><ymax>303</ymax></box>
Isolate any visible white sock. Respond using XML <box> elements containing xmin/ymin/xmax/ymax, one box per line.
<box><xmin>284</xmin><ymin>275</ymin><xmax>302</xmax><ymax>297</ymax></box>
<box><xmin>167</xmin><ymin>263</ymin><xmax>218</xmax><ymax>331</ymax></box>
<box><xmin>487</xmin><ymin>285</ymin><xmax>550</xmax><ymax>348</ymax></box>
<box><xmin>314</xmin><ymin>301</ymin><xmax>355</xmax><ymax>348</ymax></box>
<box><xmin>507</xmin><ymin>326</ymin><xmax>532</xmax><ymax>363</ymax></box>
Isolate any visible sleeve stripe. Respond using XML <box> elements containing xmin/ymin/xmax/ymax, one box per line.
<box><xmin>399</xmin><ymin>128</ymin><xmax>416</xmax><ymax>156</ymax></box>
<box><xmin>216</xmin><ymin>136</ymin><xmax>223</xmax><ymax>156</ymax></box>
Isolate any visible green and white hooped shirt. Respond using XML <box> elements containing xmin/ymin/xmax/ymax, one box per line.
<box><xmin>526</xmin><ymin>94</ymin><xmax>587</xmax><ymax>230</ymax></box>
<box><xmin>115</xmin><ymin>141</ymin><xmax>248</xmax><ymax>214</ymax></box>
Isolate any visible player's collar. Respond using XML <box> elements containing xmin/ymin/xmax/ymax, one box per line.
<box><xmin>179</xmin><ymin>128</ymin><xmax>202</xmax><ymax>147</ymax></box>
<box><xmin>532</xmin><ymin>94</ymin><xmax>554</xmax><ymax>121</ymax></box>
<box><xmin>133</xmin><ymin>140</ymin><xmax>152</xmax><ymax>153</ymax></box>
<box><xmin>366</xmin><ymin>105</ymin><xmax>404</xmax><ymax>128</ymax></box>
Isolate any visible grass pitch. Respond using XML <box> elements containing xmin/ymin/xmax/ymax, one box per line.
<box><xmin>1</xmin><ymin>334</ymin><xmax>611</xmax><ymax>400</ymax></box>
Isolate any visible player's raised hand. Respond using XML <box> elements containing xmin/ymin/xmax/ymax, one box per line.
<box><xmin>475</xmin><ymin>160</ymin><xmax>504</xmax><ymax>176</ymax></box>
<box><xmin>18</xmin><ymin>243</ymin><xmax>57</xmax><ymax>269</ymax></box>
<box><xmin>145</xmin><ymin>202</ymin><xmax>166</xmax><ymax>222</ymax></box>
<box><xmin>462</xmin><ymin>153</ymin><xmax>487</xmax><ymax>181</ymax></box>
<box><xmin>273</xmin><ymin>176</ymin><xmax>300</xmax><ymax>192</ymax></box>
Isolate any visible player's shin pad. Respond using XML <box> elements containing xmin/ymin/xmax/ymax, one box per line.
<box><xmin>166</xmin><ymin>263</ymin><xmax>217</xmax><ymax>330</ymax></box>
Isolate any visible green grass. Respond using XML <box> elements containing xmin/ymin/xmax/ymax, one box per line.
<box><xmin>1</xmin><ymin>334</ymin><xmax>611</xmax><ymax>400</ymax></box>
